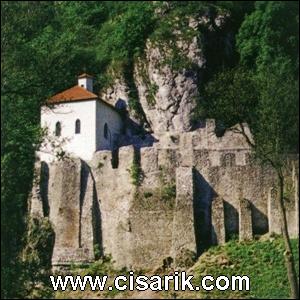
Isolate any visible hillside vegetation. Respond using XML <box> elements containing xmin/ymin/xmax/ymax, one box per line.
<box><xmin>54</xmin><ymin>238</ymin><xmax>299</xmax><ymax>299</ymax></box>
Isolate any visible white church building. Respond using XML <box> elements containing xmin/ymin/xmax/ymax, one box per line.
<box><xmin>39</xmin><ymin>73</ymin><xmax>123</xmax><ymax>162</ymax></box>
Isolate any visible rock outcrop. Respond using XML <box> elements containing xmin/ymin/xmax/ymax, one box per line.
<box><xmin>100</xmin><ymin>77</ymin><xmax>129</xmax><ymax>108</ymax></box>
<box><xmin>100</xmin><ymin>11</ymin><xmax>233</xmax><ymax>134</ymax></box>
<box><xmin>134</xmin><ymin>43</ymin><xmax>200</xmax><ymax>133</ymax></box>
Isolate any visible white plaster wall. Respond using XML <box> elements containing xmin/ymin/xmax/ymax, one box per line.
<box><xmin>78</xmin><ymin>78</ymin><xmax>93</xmax><ymax>92</ymax></box>
<box><xmin>96</xmin><ymin>101</ymin><xmax>123</xmax><ymax>150</ymax></box>
<box><xmin>40</xmin><ymin>100</ymin><xmax>97</xmax><ymax>162</ymax></box>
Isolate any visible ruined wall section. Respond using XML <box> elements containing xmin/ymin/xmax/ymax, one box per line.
<box><xmin>89</xmin><ymin>147</ymin><xmax>135</xmax><ymax>269</ymax></box>
<box><xmin>29</xmin><ymin>158</ymin><xmax>95</xmax><ymax>269</ymax></box>
<box><xmin>128</xmin><ymin>147</ymin><xmax>176</xmax><ymax>269</ymax></box>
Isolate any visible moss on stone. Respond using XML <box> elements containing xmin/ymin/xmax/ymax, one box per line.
<box><xmin>130</xmin><ymin>150</ymin><xmax>144</xmax><ymax>186</ymax></box>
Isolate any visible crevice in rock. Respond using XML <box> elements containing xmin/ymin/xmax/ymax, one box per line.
<box><xmin>40</xmin><ymin>161</ymin><xmax>50</xmax><ymax>217</ymax></box>
<box><xmin>79</xmin><ymin>160</ymin><xmax>89</xmax><ymax>248</ymax></box>
<box><xmin>111</xmin><ymin>148</ymin><xmax>119</xmax><ymax>169</ymax></box>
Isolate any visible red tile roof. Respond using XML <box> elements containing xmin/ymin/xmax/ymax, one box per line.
<box><xmin>47</xmin><ymin>85</ymin><xmax>98</xmax><ymax>104</ymax></box>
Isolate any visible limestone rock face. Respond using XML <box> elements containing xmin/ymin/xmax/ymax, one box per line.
<box><xmin>134</xmin><ymin>42</ymin><xmax>201</xmax><ymax>133</ymax></box>
<box><xmin>134</xmin><ymin>12</ymin><xmax>232</xmax><ymax>134</ymax></box>
<box><xmin>133</xmin><ymin>14</ymin><xmax>210</xmax><ymax>134</ymax></box>
<box><xmin>100</xmin><ymin>77</ymin><xmax>129</xmax><ymax>108</ymax></box>
<box><xmin>99</xmin><ymin>12</ymin><xmax>232</xmax><ymax>134</ymax></box>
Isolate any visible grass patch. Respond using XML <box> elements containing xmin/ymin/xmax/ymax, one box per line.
<box><xmin>47</xmin><ymin>238</ymin><xmax>299</xmax><ymax>299</ymax></box>
<box><xmin>161</xmin><ymin>182</ymin><xmax>176</xmax><ymax>202</ymax></box>
<box><xmin>55</xmin><ymin>255</ymin><xmax>128</xmax><ymax>299</ymax></box>
<box><xmin>188</xmin><ymin>238</ymin><xmax>299</xmax><ymax>299</ymax></box>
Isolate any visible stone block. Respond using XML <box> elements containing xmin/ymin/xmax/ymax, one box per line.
<box><xmin>235</xmin><ymin>151</ymin><xmax>247</xmax><ymax>166</ymax></box>
<box><xmin>211</xmin><ymin>196</ymin><xmax>226</xmax><ymax>245</ymax></box>
<box><xmin>209</xmin><ymin>151</ymin><xmax>221</xmax><ymax>167</ymax></box>
<box><xmin>48</xmin><ymin>158</ymin><xmax>96</xmax><ymax>267</ymax></box>
<box><xmin>140</xmin><ymin>147</ymin><xmax>158</xmax><ymax>173</ymax></box>
<box><xmin>268</xmin><ymin>187</ymin><xmax>281</xmax><ymax>235</ymax></box>
<box><xmin>80</xmin><ymin>162</ymin><xmax>95</xmax><ymax>255</ymax></box>
<box><xmin>179</xmin><ymin>133</ymin><xmax>194</xmax><ymax>167</ymax></box>
<box><xmin>158</xmin><ymin>149</ymin><xmax>179</xmax><ymax>171</ymax></box>
<box><xmin>29</xmin><ymin>161</ymin><xmax>44</xmax><ymax>217</ymax></box>
<box><xmin>221</xmin><ymin>152</ymin><xmax>236</xmax><ymax>167</ymax></box>
<box><xmin>295</xmin><ymin>174</ymin><xmax>299</xmax><ymax>238</ymax></box>
<box><xmin>171</xmin><ymin>167</ymin><xmax>197</xmax><ymax>265</ymax></box>
<box><xmin>239</xmin><ymin>198</ymin><xmax>253</xmax><ymax>241</ymax></box>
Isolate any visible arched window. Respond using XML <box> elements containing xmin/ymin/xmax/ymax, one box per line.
<box><xmin>75</xmin><ymin>119</ymin><xmax>81</xmax><ymax>134</ymax></box>
<box><xmin>104</xmin><ymin>123</ymin><xmax>108</xmax><ymax>139</ymax></box>
<box><xmin>55</xmin><ymin>121</ymin><xmax>61</xmax><ymax>137</ymax></box>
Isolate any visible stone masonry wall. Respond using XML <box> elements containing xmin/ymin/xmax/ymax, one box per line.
<box><xmin>30</xmin><ymin>120</ymin><xmax>299</xmax><ymax>270</ymax></box>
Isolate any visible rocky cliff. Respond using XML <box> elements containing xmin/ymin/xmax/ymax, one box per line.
<box><xmin>100</xmin><ymin>10</ymin><xmax>233</xmax><ymax>134</ymax></box>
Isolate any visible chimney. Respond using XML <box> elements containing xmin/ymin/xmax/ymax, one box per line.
<box><xmin>78</xmin><ymin>73</ymin><xmax>93</xmax><ymax>92</ymax></box>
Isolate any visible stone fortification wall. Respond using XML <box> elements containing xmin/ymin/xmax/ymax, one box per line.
<box><xmin>30</xmin><ymin>120</ymin><xmax>299</xmax><ymax>269</ymax></box>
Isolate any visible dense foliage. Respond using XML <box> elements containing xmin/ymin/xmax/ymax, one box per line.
<box><xmin>1</xmin><ymin>1</ymin><xmax>298</xmax><ymax>298</ymax></box>
<box><xmin>200</xmin><ymin>2</ymin><xmax>299</xmax><ymax>297</ymax></box>
<box><xmin>237</xmin><ymin>1</ymin><xmax>299</xmax><ymax>75</ymax></box>
<box><xmin>201</xmin><ymin>0</ymin><xmax>299</xmax><ymax>165</ymax></box>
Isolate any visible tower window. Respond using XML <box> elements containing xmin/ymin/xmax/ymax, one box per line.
<box><xmin>104</xmin><ymin>123</ymin><xmax>108</xmax><ymax>139</ymax></box>
<box><xmin>55</xmin><ymin>121</ymin><xmax>61</xmax><ymax>137</ymax></box>
<box><xmin>75</xmin><ymin>119</ymin><xmax>81</xmax><ymax>134</ymax></box>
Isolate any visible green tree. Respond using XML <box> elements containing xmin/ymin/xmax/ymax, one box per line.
<box><xmin>21</xmin><ymin>217</ymin><xmax>55</xmax><ymax>298</ymax></box>
<box><xmin>237</xmin><ymin>1</ymin><xmax>299</xmax><ymax>75</ymax></box>
<box><xmin>1</xmin><ymin>2</ymin><xmax>156</xmax><ymax>296</ymax></box>
<box><xmin>200</xmin><ymin>67</ymin><xmax>258</xmax><ymax>129</ymax></box>
<box><xmin>1</xmin><ymin>2</ymin><xmax>53</xmax><ymax>297</ymax></box>
<box><xmin>253</xmin><ymin>68</ymin><xmax>299</xmax><ymax>299</ymax></box>
<box><xmin>236</xmin><ymin>4</ymin><xmax>299</xmax><ymax>296</ymax></box>
<box><xmin>1</xmin><ymin>1</ymin><xmax>68</xmax><ymax>297</ymax></box>
<box><xmin>202</xmin><ymin>65</ymin><xmax>299</xmax><ymax>299</ymax></box>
